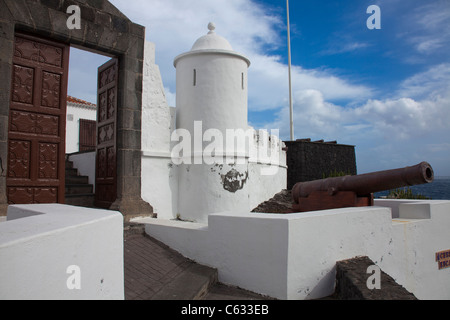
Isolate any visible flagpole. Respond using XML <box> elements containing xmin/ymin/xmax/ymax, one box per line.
<box><xmin>286</xmin><ymin>0</ymin><xmax>294</xmax><ymax>141</ymax></box>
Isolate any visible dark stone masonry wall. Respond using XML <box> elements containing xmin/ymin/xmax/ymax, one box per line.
<box><xmin>335</xmin><ymin>256</ymin><xmax>417</xmax><ymax>300</ymax></box>
<box><xmin>284</xmin><ymin>139</ymin><xmax>357</xmax><ymax>190</ymax></box>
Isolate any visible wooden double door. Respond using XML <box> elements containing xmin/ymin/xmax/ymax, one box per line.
<box><xmin>95</xmin><ymin>59</ymin><xmax>118</xmax><ymax>209</ymax></box>
<box><xmin>6</xmin><ymin>33</ymin><xmax>118</xmax><ymax>208</ymax></box>
<box><xmin>6</xmin><ymin>33</ymin><xmax>69</xmax><ymax>204</ymax></box>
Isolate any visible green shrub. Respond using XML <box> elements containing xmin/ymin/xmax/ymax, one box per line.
<box><xmin>322</xmin><ymin>170</ymin><xmax>351</xmax><ymax>179</ymax></box>
<box><xmin>386</xmin><ymin>187</ymin><xmax>431</xmax><ymax>200</ymax></box>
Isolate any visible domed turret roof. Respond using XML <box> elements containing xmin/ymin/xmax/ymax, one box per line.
<box><xmin>190</xmin><ymin>22</ymin><xmax>233</xmax><ymax>51</ymax></box>
<box><xmin>174</xmin><ymin>22</ymin><xmax>250</xmax><ymax>67</ymax></box>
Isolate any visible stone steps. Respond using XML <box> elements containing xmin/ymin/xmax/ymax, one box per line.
<box><xmin>65</xmin><ymin>184</ymin><xmax>93</xmax><ymax>194</ymax></box>
<box><xmin>124</xmin><ymin>223</ymin><xmax>271</xmax><ymax>300</ymax></box>
<box><xmin>65</xmin><ymin>159</ymin><xmax>95</xmax><ymax>208</ymax></box>
<box><xmin>65</xmin><ymin>193</ymin><xmax>95</xmax><ymax>207</ymax></box>
<box><xmin>66</xmin><ymin>175</ymin><xmax>89</xmax><ymax>185</ymax></box>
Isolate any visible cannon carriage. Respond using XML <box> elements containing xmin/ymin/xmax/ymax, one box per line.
<box><xmin>291</xmin><ymin>162</ymin><xmax>434</xmax><ymax>212</ymax></box>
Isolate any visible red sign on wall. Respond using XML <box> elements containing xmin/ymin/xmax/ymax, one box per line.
<box><xmin>436</xmin><ymin>250</ymin><xmax>450</xmax><ymax>270</ymax></box>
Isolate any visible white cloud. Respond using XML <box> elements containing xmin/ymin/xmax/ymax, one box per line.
<box><xmin>269</xmin><ymin>63</ymin><xmax>450</xmax><ymax>143</ymax></box>
<box><xmin>354</xmin><ymin>97</ymin><xmax>431</xmax><ymax>140</ymax></box>
<box><xmin>110</xmin><ymin>0</ymin><xmax>372</xmax><ymax>113</ymax></box>
<box><xmin>258</xmin><ymin>57</ymin><xmax>450</xmax><ymax>174</ymax></box>
<box><xmin>416</xmin><ymin>38</ymin><xmax>445</xmax><ymax>54</ymax></box>
<box><xmin>320</xmin><ymin>42</ymin><xmax>371</xmax><ymax>56</ymax></box>
<box><xmin>265</xmin><ymin>89</ymin><xmax>349</xmax><ymax>141</ymax></box>
<box><xmin>110</xmin><ymin>0</ymin><xmax>283</xmax><ymax>85</ymax></box>
<box><xmin>401</xmin><ymin>2</ymin><xmax>450</xmax><ymax>55</ymax></box>
<box><xmin>247</xmin><ymin>54</ymin><xmax>372</xmax><ymax>112</ymax></box>
<box><xmin>265</xmin><ymin>85</ymin><xmax>450</xmax><ymax>174</ymax></box>
<box><xmin>105</xmin><ymin>0</ymin><xmax>449</xmax><ymax>175</ymax></box>
<box><xmin>68</xmin><ymin>47</ymin><xmax>111</xmax><ymax>103</ymax></box>
<box><xmin>396</xmin><ymin>63</ymin><xmax>450</xmax><ymax>99</ymax></box>
<box><xmin>164</xmin><ymin>86</ymin><xmax>176</xmax><ymax>107</ymax></box>
<box><xmin>427</xmin><ymin>143</ymin><xmax>450</xmax><ymax>153</ymax></box>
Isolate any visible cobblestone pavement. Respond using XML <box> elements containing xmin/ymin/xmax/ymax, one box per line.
<box><xmin>123</xmin><ymin>230</ymin><xmax>272</xmax><ymax>300</ymax></box>
<box><xmin>124</xmin><ymin>233</ymin><xmax>196</xmax><ymax>300</ymax></box>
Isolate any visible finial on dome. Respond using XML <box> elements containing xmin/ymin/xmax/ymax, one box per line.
<box><xmin>207</xmin><ymin>22</ymin><xmax>216</xmax><ymax>34</ymax></box>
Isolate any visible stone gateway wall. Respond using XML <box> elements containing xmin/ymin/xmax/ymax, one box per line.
<box><xmin>0</xmin><ymin>0</ymin><xmax>153</xmax><ymax>218</ymax></box>
<box><xmin>284</xmin><ymin>139</ymin><xmax>357</xmax><ymax>190</ymax></box>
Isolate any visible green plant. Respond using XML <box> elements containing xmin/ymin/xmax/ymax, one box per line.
<box><xmin>386</xmin><ymin>187</ymin><xmax>431</xmax><ymax>200</ymax></box>
<box><xmin>322</xmin><ymin>170</ymin><xmax>351</xmax><ymax>179</ymax></box>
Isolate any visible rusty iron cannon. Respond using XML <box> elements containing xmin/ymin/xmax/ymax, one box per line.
<box><xmin>291</xmin><ymin>161</ymin><xmax>434</xmax><ymax>212</ymax></box>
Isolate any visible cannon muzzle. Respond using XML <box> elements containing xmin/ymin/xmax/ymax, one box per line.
<box><xmin>291</xmin><ymin>161</ymin><xmax>434</xmax><ymax>212</ymax></box>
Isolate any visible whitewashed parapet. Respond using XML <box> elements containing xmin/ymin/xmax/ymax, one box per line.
<box><xmin>141</xmin><ymin>199</ymin><xmax>450</xmax><ymax>300</ymax></box>
<box><xmin>0</xmin><ymin>204</ymin><xmax>124</xmax><ymax>300</ymax></box>
<box><xmin>248</xmin><ymin>128</ymin><xmax>287</xmax><ymax>168</ymax></box>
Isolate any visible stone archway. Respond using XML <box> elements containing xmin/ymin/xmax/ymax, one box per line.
<box><xmin>0</xmin><ymin>0</ymin><xmax>153</xmax><ymax>219</ymax></box>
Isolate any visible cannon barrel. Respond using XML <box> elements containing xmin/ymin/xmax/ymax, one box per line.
<box><xmin>292</xmin><ymin>161</ymin><xmax>434</xmax><ymax>204</ymax></box>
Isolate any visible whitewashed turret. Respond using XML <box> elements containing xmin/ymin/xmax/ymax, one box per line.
<box><xmin>174</xmin><ymin>23</ymin><xmax>251</xmax><ymax>223</ymax></box>
<box><xmin>174</xmin><ymin>22</ymin><xmax>250</xmax><ymax>138</ymax></box>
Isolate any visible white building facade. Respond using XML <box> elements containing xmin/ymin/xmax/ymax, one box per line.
<box><xmin>65</xmin><ymin>96</ymin><xmax>97</xmax><ymax>154</ymax></box>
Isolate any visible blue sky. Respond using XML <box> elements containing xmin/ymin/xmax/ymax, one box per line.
<box><xmin>68</xmin><ymin>0</ymin><xmax>450</xmax><ymax>176</ymax></box>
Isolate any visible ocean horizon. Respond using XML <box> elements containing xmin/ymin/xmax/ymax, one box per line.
<box><xmin>374</xmin><ymin>176</ymin><xmax>450</xmax><ymax>200</ymax></box>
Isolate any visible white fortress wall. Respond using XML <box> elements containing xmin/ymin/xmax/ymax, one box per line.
<box><xmin>141</xmin><ymin>41</ymin><xmax>178</xmax><ymax>219</ymax></box>
<box><xmin>376</xmin><ymin>200</ymin><xmax>450</xmax><ymax>299</ymax></box>
<box><xmin>140</xmin><ymin>27</ymin><xmax>287</xmax><ymax>222</ymax></box>
<box><xmin>248</xmin><ymin>128</ymin><xmax>287</xmax><ymax>210</ymax></box>
<box><xmin>140</xmin><ymin>199</ymin><xmax>450</xmax><ymax>300</ymax></box>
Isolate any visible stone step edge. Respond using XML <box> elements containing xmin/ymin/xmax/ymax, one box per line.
<box><xmin>151</xmin><ymin>263</ymin><xmax>218</xmax><ymax>300</ymax></box>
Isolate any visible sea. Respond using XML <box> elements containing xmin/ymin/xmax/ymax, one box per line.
<box><xmin>374</xmin><ymin>176</ymin><xmax>450</xmax><ymax>200</ymax></box>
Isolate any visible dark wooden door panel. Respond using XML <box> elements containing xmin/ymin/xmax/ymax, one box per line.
<box><xmin>95</xmin><ymin>59</ymin><xmax>118</xmax><ymax>208</ymax></box>
<box><xmin>7</xmin><ymin>33</ymin><xmax>69</xmax><ymax>204</ymax></box>
<box><xmin>79</xmin><ymin>119</ymin><xmax>97</xmax><ymax>152</ymax></box>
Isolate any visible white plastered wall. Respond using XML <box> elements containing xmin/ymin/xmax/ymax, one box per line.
<box><xmin>138</xmin><ymin>200</ymin><xmax>450</xmax><ymax>300</ymax></box>
<box><xmin>0</xmin><ymin>204</ymin><xmax>124</xmax><ymax>300</ymax></box>
<box><xmin>377</xmin><ymin>200</ymin><xmax>450</xmax><ymax>299</ymax></box>
<box><xmin>141</xmin><ymin>41</ymin><xmax>178</xmax><ymax>219</ymax></box>
<box><xmin>65</xmin><ymin>105</ymin><xmax>96</xmax><ymax>154</ymax></box>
